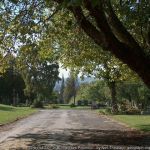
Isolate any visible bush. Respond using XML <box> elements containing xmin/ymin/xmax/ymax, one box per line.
<box><xmin>17</xmin><ymin>103</ymin><xmax>27</xmax><ymax>107</ymax></box>
<box><xmin>48</xmin><ymin>104</ymin><xmax>59</xmax><ymax>109</ymax></box>
<box><xmin>99</xmin><ymin>109</ymin><xmax>106</xmax><ymax>115</ymax></box>
<box><xmin>105</xmin><ymin>107</ymin><xmax>112</xmax><ymax>114</ymax></box>
<box><xmin>83</xmin><ymin>100</ymin><xmax>88</xmax><ymax>106</ymax></box>
<box><xmin>77</xmin><ymin>100</ymin><xmax>82</xmax><ymax>106</ymax></box>
<box><xmin>32</xmin><ymin>100</ymin><xmax>44</xmax><ymax>108</ymax></box>
<box><xmin>118</xmin><ymin>101</ymin><xmax>141</xmax><ymax>115</ymax></box>
<box><xmin>125</xmin><ymin>107</ymin><xmax>141</xmax><ymax>115</ymax></box>
<box><xmin>119</xmin><ymin>101</ymin><xmax>130</xmax><ymax>112</ymax></box>
<box><xmin>70</xmin><ymin>103</ymin><xmax>76</xmax><ymax>108</ymax></box>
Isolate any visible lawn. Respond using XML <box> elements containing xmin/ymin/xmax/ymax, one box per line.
<box><xmin>0</xmin><ymin>104</ymin><xmax>37</xmax><ymax>125</ymax></box>
<box><xmin>112</xmin><ymin>115</ymin><xmax>150</xmax><ymax>132</ymax></box>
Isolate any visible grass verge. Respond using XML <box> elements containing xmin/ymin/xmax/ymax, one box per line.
<box><xmin>112</xmin><ymin>115</ymin><xmax>150</xmax><ymax>132</ymax></box>
<box><xmin>0</xmin><ymin>104</ymin><xmax>37</xmax><ymax>125</ymax></box>
<box><xmin>97</xmin><ymin>108</ymin><xmax>150</xmax><ymax>132</ymax></box>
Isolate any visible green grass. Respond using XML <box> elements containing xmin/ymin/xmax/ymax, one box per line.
<box><xmin>112</xmin><ymin>115</ymin><xmax>150</xmax><ymax>132</ymax></box>
<box><xmin>0</xmin><ymin>104</ymin><xmax>37</xmax><ymax>125</ymax></box>
<box><xmin>96</xmin><ymin>109</ymin><xmax>110</xmax><ymax>115</ymax></box>
<box><xmin>96</xmin><ymin>108</ymin><xmax>150</xmax><ymax>132</ymax></box>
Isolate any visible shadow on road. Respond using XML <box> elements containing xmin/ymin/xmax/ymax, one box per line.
<box><xmin>12</xmin><ymin>129</ymin><xmax>150</xmax><ymax>148</ymax></box>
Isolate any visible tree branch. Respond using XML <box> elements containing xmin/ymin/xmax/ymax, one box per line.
<box><xmin>104</xmin><ymin>0</ymin><xmax>142</xmax><ymax>49</ymax></box>
<box><xmin>70</xmin><ymin>6</ymin><xmax>107</xmax><ymax>49</ymax></box>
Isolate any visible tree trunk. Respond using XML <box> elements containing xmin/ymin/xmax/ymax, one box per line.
<box><xmin>73</xmin><ymin>94</ymin><xmax>76</xmax><ymax>105</ymax></box>
<box><xmin>13</xmin><ymin>89</ymin><xmax>16</xmax><ymax>106</ymax></box>
<box><xmin>109</xmin><ymin>81</ymin><xmax>118</xmax><ymax>113</ymax></box>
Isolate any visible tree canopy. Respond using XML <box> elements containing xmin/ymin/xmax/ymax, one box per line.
<box><xmin>0</xmin><ymin>0</ymin><xmax>150</xmax><ymax>88</ymax></box>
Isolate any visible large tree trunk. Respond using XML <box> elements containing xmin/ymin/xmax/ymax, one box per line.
<box><xmin>109</xmin><ymin>81</ymin><xmax>118</xmax><ymax>113</ymax></box>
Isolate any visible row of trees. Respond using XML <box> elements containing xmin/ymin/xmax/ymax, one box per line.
<box><xmin>76</xmin><ymin>80</ymin><xmax>150</xmax><ymax>110</ymax></box>
<box><xmin>0</xmin><ymin>54</ymin><xmax>60</xmax><ymax>106</ymax></box>
<box><xmin>0</xmin><ymin>0</ymin><xmax>149</xmax><ymax>110</ymax></box>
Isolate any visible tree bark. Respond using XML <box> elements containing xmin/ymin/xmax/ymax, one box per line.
<box><xmin>109</xmin><ymin>81</ymin><xmax>118</xmax><ymax>113</ymax></box>
<box><xmin>73</xmin><ymin>95</ymin><xmax>76</xmax><ymax>105</ymax></box>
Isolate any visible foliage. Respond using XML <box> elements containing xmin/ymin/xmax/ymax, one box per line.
<box><xmin>125</xmin><ymin>107</ymin><xmax>141</xmax><ymax>115</ymax></box>
<box><xmin>76</xmin><ymin>80</ymin><xmax>150</xmax><ymax>111</ymax></box>
<box><xmin>18</xmin><ymin>49</ymin><xmax>60</xmax><ymax>102</ymax></box>
<box><xmin>56</xmin><ymin>0</ymin><xmax>150</xmax><ymax>87</ymax></box>
<box><xmin>70</xmin><ymin>103</ymin><xmax>76</xmax><ymax>108</ymax></box>
<box><xmin>119</xmin><ymin>101</ymin><xmax>131</xmax><ymax>112</ymax></box>
<box><xmin>117</xmin><ymin>82</ymin><xmax>150</xmax><ymax>109</ymax></box>
<box><xmin>0</xmin><ymin>0</ymin><xmax>149</xmax><ymax>110</ymax></box>
<box><xmin>76</xmin><ymin>81</ymin><xmax>110</xmax><ymax>103</ymax></box>
<box><xmin>119</xmin><ymin>101</ymin><xmax>141</xmax><ymax>115</ymax></box>
<box><xmin>48</xmin><ymin>91</ymin><xmax>59</xmax><ymax>104</ymax></box>
<box><xmin>32</xmin><ymin>99</ymin><xmax>44</xmax><ymax>108</ymax></box>
<box><xmin>0</xmin><ymin>67</ymin><xmax>26</xmax><ymax>105</ymax></box>
<box><xmin>47</xmin><ymin>104</ymin><xmax>60</xmax><ymax>109</ymax></box>
<box><xmin>63</xmin><ymin>71</ymin><xmax>78</xmax><ymax>103</ymax></box>
<box><xmin>59</xmin><ymin>75</ymin><xmax>65</xmax><ymax>103</ymax></box>
<box><xmin>82</xmin><ymin>99</ymin><xmax>88</xmax><ymax>106</ymax></box>
<box><xmin>98</xmin><ymin>108</ymin><xmax>111</xmax><ymax>115</ymax></box>
<box><xmin>77</xmin><ymin>99</ymin><xmax>88</xmax><ymax>106</ymax></box>
<box><xmin>105</xmin><ymin>107</ymin><xmax>112</xmax><ymax>114</ymax></box>
<box><xmin>0</xmin><ymin>0</ymin><xmax>149</xmax><ymax>88</ymax></box>
<box><xmin>77</xmin><ymin>100</ymin><xmax>82</xmax><ymax>106</ymax></box>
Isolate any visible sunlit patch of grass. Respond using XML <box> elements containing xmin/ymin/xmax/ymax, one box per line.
<box><xmin>112</xmin><ymin>115</ymin><xmax>150</xmax><ymax>132</ymax></box>
<box><xmin>0</xmin><ymin>104</ymin><xmax>37</xmax><ymax>124</ymax></box>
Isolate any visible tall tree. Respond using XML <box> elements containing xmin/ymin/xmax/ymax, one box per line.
<box><xmin>16</xmin><ymin>42</ymin><xmax>60</xmax><ymax>102</ymax></box>
<box><xmin>63</xmin><ymin>72</ymin><xmax>78</xmax><ymax>104</ymax></box>
<box><xmin>0</xmin><ymin>67</ymin><xmax>25</xmax><ymax>105</ymax></box>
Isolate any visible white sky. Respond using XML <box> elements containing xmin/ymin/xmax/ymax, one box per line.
<box><xmin>59</xmin><ymin>68</ymin><xmax>69</xmax><ymax>78</ymax></box>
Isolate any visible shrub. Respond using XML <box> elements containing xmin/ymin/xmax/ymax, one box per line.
<box><xmin>77</xmin><ymin>100</ymin><xmax>82</xmax><ymax>106</ymax></box>
<box><xmin>32</xmin><ymin>100</ymin><xmax>44</xmax><ymax>108</ymax></box>
<box><xmin>48</xmin><ymin>104</ymin><xmax>59</xmax><ymax>109</ymax></box>
<box><xmin>17</xmin><ymin>103</ymin><xmax>27</xmax><ymax>107</ymax></box>
<box><xmin>83</xmin><ymin>100</ymin><xmax>88</xmax><ymax>106</ymax></box>
<box><xmin>119</xmin><ymin>101</ymin><xmax>130</xmax><ymax>112</ymax></box>
<box><xmin>99</xmin><ymin>109</ymin><xmax>106</xmax><ymax>115</ymax></box>
<box><xmin>105</xmin><ymin>107</ymin><xmax>112</xmax><ymax>114</ymax></box>
<box><xmin>125</xmin><ymin>107</ymin><xmax>141</xmax><ymax>115</ymax></box>
<box><xmin>70</xmin><ymin>103</ymin><xmax>76</xmax><ymax>108</ymax></box>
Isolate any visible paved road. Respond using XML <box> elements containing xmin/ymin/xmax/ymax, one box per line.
<box><xmin>0</xmin><ymin>110</ymin><xmax>149</xmax><ymax>150</ymax></box>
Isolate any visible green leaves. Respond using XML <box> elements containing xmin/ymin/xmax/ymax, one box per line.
<box><xmin>9</xmin><ymin>0</ymin><xmax>18</xmax><ymax>4</ymax></box>
<box><xmin>62</xmin><ymin>0</ymin><xmax>82</xmax><ymax>7</ymax></box>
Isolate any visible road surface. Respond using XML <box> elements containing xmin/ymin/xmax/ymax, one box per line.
<box><xmin>0</xmin><ymin>110</ymin><xmax>149</xmax><ymax>150</ymax></box>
